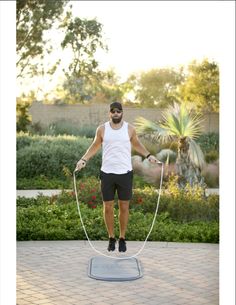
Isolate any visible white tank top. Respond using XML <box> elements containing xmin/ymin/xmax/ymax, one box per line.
<box><xmin>101</xmin><ymin>121</ymin><xmax>132</xmax><ymax>174</ymax></box>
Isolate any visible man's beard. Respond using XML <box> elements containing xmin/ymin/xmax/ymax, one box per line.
<box><xmin>111</xmin><ymin>115</ymin><xmax>123</xmax><ymax>124</ymax></box>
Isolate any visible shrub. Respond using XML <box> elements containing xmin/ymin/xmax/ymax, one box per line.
<box><xmin>17</xmin><ymin>197</ymin><xmax>219</xmax><ymax>243</ymax></box>
<box><xmin>77</xmin><ymin>176</ymin><xmax>219</xmax><ymax>222</ymax></box>
<box><xmin>17</xmin><ymin>174</ymin><xmax>219</xmax><ymax>223</ymax></box>
<box><xmin>45</xmin><ymin>120</ymin><xmax>97</xmax><ymax>138</ymax></box>
<box><xmin>131</xmin><ymin>189</ymin><xmax>219</xmax><ymax>222</ymax></box>
<box><xmin>75</xmin><ymin>176</ymin><xmax>102</xmax><ymax>209</ymax></box>
<box><xmin>205</xmin><ymin>150</ymin><xmax>219</xmax><ymax>163</ymax></box>
<box><xmin>196</xmin><ymin>132</ymin><xmax>219</xmax><ymax>153</ymax></box>
<box><xmin>17</xmin><ymin>134</ymin><xmax>102</xmax><ymax>180</ymax></box>
<box><xmin>156</xmin><ymin>149</ymin><xmax>177</xmax><ymax>163</ymax></box>
<box><xmin>17</xmin><ymin>176</ymin><xmax>71</xmax><ymax>190</ymax></box>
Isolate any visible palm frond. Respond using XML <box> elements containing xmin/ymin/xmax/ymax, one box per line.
<box><xmin>135</xmin><ymin>116</ymin><xmax>172</xmax><ymax>143</ymax></box>
<box><xmin>188</xmin><ymin>138</ymin><xmax>205</xmax><ymax>170</ymax></box>
<box><xmin>160</xmin><ymin>103</ymin><xmax>204</xmax><ymax>139</ymax></box>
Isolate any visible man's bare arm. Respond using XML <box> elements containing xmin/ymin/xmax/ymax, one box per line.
<box><xmin>129</xmin><ymin>124</ymin><xmax>160</xmax><ymax>163</ymax></box>
<box><xmin>75</xmin><ymin>125</ymin><xmax>104</xmax><ymax>171</ymax></box>
<box><xmin>129</xmin><ymin>125</ymin><xmax>150</xmax><ymax>157</ymax></box>
<box><xmin>81</xmin><ymin>125</ymin><xmax>103</xmax><ymax>161</ymax></box>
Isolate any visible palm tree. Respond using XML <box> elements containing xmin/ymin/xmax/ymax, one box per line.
<box><xmin>135</xmin><ymin>103</ymin><xmax>205</xmax><ymax>188</ymax></box>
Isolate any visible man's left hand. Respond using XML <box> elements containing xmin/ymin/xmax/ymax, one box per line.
<box><xmin>147</xmin><ymin>155</ymin><xmax>162</xmax><ymax>164</ymax></box>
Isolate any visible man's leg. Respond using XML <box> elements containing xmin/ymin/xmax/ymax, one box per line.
<box><xmin>103</xmin><ymin>200</ymin><xmax>115</xmax><ymax>238</ymax></box>
<box><xmin>103</xmin><ymin>200</ymin><xmax>116</xmax><ymax>251</ymax></box>
<box><xmin>118</xmin><ymin>200</ymin><xmax>129</xmax><ymax>239</ymax></box>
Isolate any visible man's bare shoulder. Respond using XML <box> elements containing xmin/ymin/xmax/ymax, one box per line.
<box><xmin>96</xmin><ymin>124</ymin><xmax>105</xmax><ymax>140</ymax></box>
<box><xmin>127</xmin><ymin>123</ymin><xmax>136</xmax><ymax>139</ymax></box>
<box><xmin>97</xmin><ymin>124</ymin><xmax>105</xmax><ymax>133</ymax></box>
<box><xmin>128</xmin><ymin>123</ymin><xmax>135</xmax><ymax>131</ymax></box>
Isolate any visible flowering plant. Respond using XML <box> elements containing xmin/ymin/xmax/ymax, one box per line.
<box><xmin>76</xmin><ymin>176</ymin><xmax>102</xmax><ymax>209</ymax></box>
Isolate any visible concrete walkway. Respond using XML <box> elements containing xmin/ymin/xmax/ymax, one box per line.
<box><xmin>17</xmin><ymin>188</ymin><xmax>219</xmax><ymax>198</ymax></box>
<box><xmin>17</xmin><ymin>241</ymin><xmax>219</xmax><ymax>305</ymax></box>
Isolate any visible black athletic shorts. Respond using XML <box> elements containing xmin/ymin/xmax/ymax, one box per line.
<box><xmin>100</xmin><ymin>170</ymin><xmax>133</xmax><ymax>201</ymax></box>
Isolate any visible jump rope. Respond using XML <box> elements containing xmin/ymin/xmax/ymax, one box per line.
<box><xmin>73</xmin><ymin>161</ymin><xmax>164</xmax><ymax>260</ymax></box>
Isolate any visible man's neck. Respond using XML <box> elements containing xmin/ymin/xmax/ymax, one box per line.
<box><xmin>109</xmin><ymin>120</ymin><xmax>123</xmax><ymax>130</ymax></box>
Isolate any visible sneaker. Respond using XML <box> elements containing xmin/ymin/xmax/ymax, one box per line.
<box><xmin>107</xmin><ymin>237</ymin><xmax>116</xmax><ymax>252</ymax></box>
<box><xmin>118</xmin><ymin>238</ymin><xmax>127</xmax><ymax>252</ymax></box>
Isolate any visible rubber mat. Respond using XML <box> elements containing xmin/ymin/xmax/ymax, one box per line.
<box><xmin>88</xmin><ymin>256</ymin><xmax>143</xmax><ymax>281</ymax></box>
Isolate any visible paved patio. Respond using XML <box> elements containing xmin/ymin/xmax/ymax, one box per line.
<box><xmin>17</xmin><ymin>240</ymin><xmax>219</xmax><ymax>305</ymax></box>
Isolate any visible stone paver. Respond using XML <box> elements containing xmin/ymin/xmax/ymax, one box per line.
<box><xmin>17</xmin><ymin>241</ymin><xmax>219</xmax><ymax>305</ymax></box>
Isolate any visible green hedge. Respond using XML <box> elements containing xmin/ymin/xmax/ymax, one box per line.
<box><xmin>17</xmin><ymin>200</ymin><xmax>219</xmax><ymax>243</ymax></box>
<box><xmin>17</xmin><ymin>189</ymin><xmax>219</xmax><ymax>243</ymax></box>
<box><xmin>17</xmin><ymin>133</ymin><xmax>102</xmax><ymax>180</ymax></box>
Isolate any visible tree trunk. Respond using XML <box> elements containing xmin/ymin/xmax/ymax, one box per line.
<box><xmin>175</xmin><ymin>137</ymin><xmax>204</xmax><ymax>188</ymax></box>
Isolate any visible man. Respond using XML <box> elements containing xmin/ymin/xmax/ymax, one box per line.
<box><xmin>76</xmin><ymin>101</ymin><xmax>159</xmax><ymax>252</ymax></box>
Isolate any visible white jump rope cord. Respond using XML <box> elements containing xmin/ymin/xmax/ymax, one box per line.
<box><xmin>73</xmin><ymin>162</ymin><xmax>164</xmax><ymax>260</ymax></box>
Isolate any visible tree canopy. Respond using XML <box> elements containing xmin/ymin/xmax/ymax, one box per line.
<box><xmin>131</xmin><ymin>68</ymin><xmax>184</xmax><ymax>108</ymax></box>
<box><xmin>17</xmin><ymin>0</ymin><xmax>68</xmax><ymax>78</ymax></box>
<box><xmin>178</xmin><ymin>59</ymin><xmax>219</xmax><ymax>113</ymax></box>
<box><xmin>16</xmin><ymin>0</ymin><xmax>107</xmax><ymax>90</ymax></box>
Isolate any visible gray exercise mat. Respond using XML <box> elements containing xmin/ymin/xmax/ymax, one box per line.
<box><xmin>88</xmin><ymin>256</ymin><xmax>143</xmax><ymax>281</ymax></box>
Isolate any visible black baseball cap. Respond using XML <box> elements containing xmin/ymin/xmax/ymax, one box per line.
<box><xmin>110</xmin><ymin>101</ymin><xmax>123</xmax><ymax>111</ymax></box>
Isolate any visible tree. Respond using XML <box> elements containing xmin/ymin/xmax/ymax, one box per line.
<box><xmin>56</xmin><ymin>11</ymin><xmax>108</xmax><ymax>103</ymax></box>
<box><xmin>135</xmin><ymin>103</ymin><xmax>206</xmax><ymax>188</ymax></box>
<box><xmin>16</xmin><ymin>94</ymin><xmax>33</xmax><ymax>132</ymax></box>
<box><xmin>58</xmin><ymin>69</ymin><xmax>118</xmax><ymax>104</ymax></box>
<box><xmin>60</xmin><ymin>12</ymin><xmax>107</xmax><ymax>78</ymax></box>
<box><xmin>17</xmin><ymin>0</ymin><xmax>108</xmax><ymax>104</ymax></box>
<box><xmin>133</xmin><ymin>68</ymin><xmax>184</xmax><ymax>107</ymax></box>
<box><xmin>17</xmin><ymin>0</ymin><xmax>69</xmax><ymax>78</ymax></box>
<box><xmin>178</xmin><ymin>59</ymin><xmax>219</xmax><ymax>113</ymax></box>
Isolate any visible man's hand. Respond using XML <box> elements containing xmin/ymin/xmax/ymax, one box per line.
<box><xmin>147</xmin><ymin>155</ymin><xmax>162</xmax><ymax>164</ymax></box>
<box><xmin>75</xmin><ymin>159</ymin><xmax>87</xmax><ymax>172</ymax></box>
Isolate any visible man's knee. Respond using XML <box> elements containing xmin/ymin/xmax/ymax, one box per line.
<box><xmin>118</xmin><ymin>200</ymin><xmax>129</xmax><ymax>211</ymax></box>
<box><xmin>103</xmin><ymin>201</ymin><xmax>114</xmax><ymax>212</ymax></box>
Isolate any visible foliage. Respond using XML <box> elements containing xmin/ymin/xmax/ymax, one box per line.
<box><xmin>17</xmin><ymin>0</ymin><xmax>108</xmax><ymax>106</ymax></box>
<box><xmin>132</xmin><ymin>68</ymin><xmax>184</xmax><ymax>107</ymax></box>
<box><xmin>135</xmin><ymin>103</ymin><xmax>206</xmax><ymax>186</ymax></box>
<box><xmin>27</xmin><ymin>120</ymin><xmax>97</xmax><ymax>138</ymax></box>
<box><xmin>60</xmin><ymin>68</ymin><xmax>126</xmax><ymax>105</ymax></box>
<box><xmin>17</xmin><ymin>134</ymin><xmax>102</xmax><ymax>180</ymax></box>
<box><xmin>17</xmin><ymin>133</ymin><xmax>219</xmax><ymax>189</ymax></box>
<box><xmin>204</xmin><ymin>150</ymin><xmax>219</xmax><ymax>163</ymax></box>
<box><xmin>59</xmin><ymin>11</ymin><xmax>108</xmax><ymax>103</ymax></box>
<box><xmin>17</xmin><ymin>176</ymin><xmax>71</xmax><ymax>190</ymax></box>
<box><xmin>131</xmin><ymin>176</ymin><xmax>219</xmax><ymax>222</ymax></box>
<box><xmin>17</xmin><ymin>196</ymin><xmax>219</xmax><ymax>242</ymax></box>
<box><xmin>91</xmin><ymin>69</ymin><xmax>125</xmax><ymax>104</ymax></box>
<box><xmin>196</xmin><ymin>132</ymin><xmax>219</xmax><ymax>153</ymax></box>
<box><xmin>21</xmin><ymin>174</ymin><xmax>218</xmax><ymax>224</ymax></box>
<box><xmin>16</xmin><ymin>99</ymin><xmax>32</xmax><ymax>132</ymax></box>
<box><xmin>46</xmin><ymin>121</ymin><xmax>97</xmax><ymax>138</ymax></box>
<box><xmin>178</xmin><ymin>59</ymin><xmax>219</xmax><ymax>113</ymax></box>
<box><xmin>75</xmin><ymin>176</ymin><xmax>101</xmax><ymax>209</ymax></box>
<box><xmin>196</xmin><ymin>132</ymin><xmax>219</xmax><ymax>164</ymax></box>
<box><xmin>17</xmin><ymin>0</ymin><xmax>68</xmax><ymax>78</ymax></box>
<box><xmin>60</xmin><ymin>12</ymin><xmax>107</xmax><ymax>77</ymax></box>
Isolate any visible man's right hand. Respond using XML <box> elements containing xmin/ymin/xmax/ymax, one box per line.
<box><xmin>75</xmin><ymin>159</ymin><xmax>87</xmax><ymax>172</ymax></box>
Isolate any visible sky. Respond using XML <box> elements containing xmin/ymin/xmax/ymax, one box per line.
<box><xmin>17</xmin><ymin>0</ymin><xmax>233</xmax><ymax>97</ymax></box>
<box><xmin>71</xmin><ymin>1</ymin><xmax>225</xmax><ymax>80</ymax></box>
